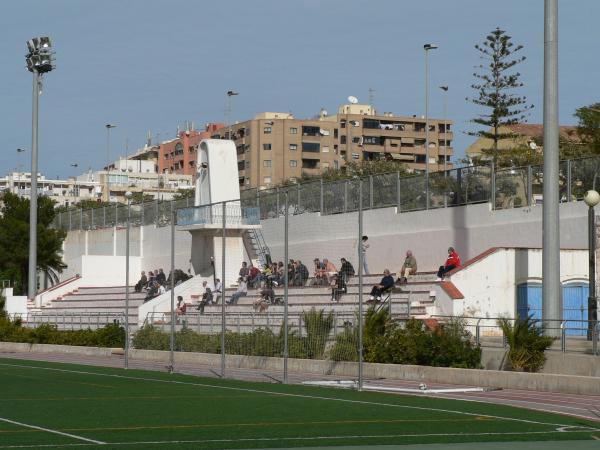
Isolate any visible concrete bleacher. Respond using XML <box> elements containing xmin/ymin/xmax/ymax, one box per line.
<box><xmin>24</xmin><ymin>272</ymin><xmax>440</xmax><ymax>331</ymax></box>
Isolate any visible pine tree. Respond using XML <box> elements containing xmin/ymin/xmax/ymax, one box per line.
<box><xmin>467</xmin><ymin>27</ymin><xmax>534</xmax><ymax>163</ymax></box>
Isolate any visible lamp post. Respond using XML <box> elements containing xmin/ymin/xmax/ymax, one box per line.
<box><xmin>423</xmin><ymin>43</ymin><xmax>438</xmax><ymax>209</ymax></box>
<box><xmin>439</xmin><ymin>86</ymin><xmax>449</xmax><ymax>173</ymax></box>
<box><xmin>105</xmin><ymin>124</ymin><xmax>116</xmax><ymax>202</ymax></box>
<box><xmin>124</xmin><ymin>190</ymin><xmax>133</xmax><ymax>369</ymax></box>
<box><xmin>226</xmin><ymin>90</ymin><xmax>238</xmax><ymax>139</ymax></box>
<box><xmin>25</xmin><ymin>36</ymin><xmax>55</xmax><ymax>301</ymax></box>
<box><xmin>584</xmin><ymin>190</ymin><xmax>599</xmax><ymax>341</ymax></box>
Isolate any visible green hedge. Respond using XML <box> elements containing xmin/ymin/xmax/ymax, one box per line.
<box><xmin>0</xmin><ymin>316</ymin><xmax>125</xmax><ymax>348</ymax></box>
<box><xmin>331</xmin><ymin>309</ymin><xmax>482</xmax><ymax>369</ymax></box>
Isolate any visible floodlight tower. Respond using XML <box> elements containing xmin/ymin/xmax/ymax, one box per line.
<box><xmin>25</xmin><ymin>36</ymin><xmax>55</xmax><ymax>300</ymax></box>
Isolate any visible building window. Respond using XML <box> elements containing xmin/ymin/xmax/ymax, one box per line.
<box><xmin>263</xmin><ymin>160</ymin><xmax>272</xmax><ymax>168</ymax></box>
<box><xmin>302</xmin><ymin>126</ymin><xmax>321</xmax><ymax>136</ymax></box>
<box><xmin>289</xmin><ymin>127</ymin><xmax>298</xmax><ymax>134</ymax></box>
<box><xmin>289</xmin><ymin>160</ymin><xmax>297</xmax><ymax>167</ymax></box>
<box><xmin>263</xmin><ymin>176</ymin><xmax>272</xmax><ymax>184</ymax></box>
<box><xmin>289</xmin><ymin>144</ymin><xmax>298</xmax><ymax>151</ymax></box>
<box><xmin>415</xmin><ymin>155</ymin><xmax>426</xmax><ymax>163</ymax></box>
<box><xmin>264</xmin><ymin>127</ymin><xmax>272</xmax><ymax>134</ymax></box>
<box><xmin>302</xmin><ymin>142</ymin><xmax>320</xmax><ymax>153</ymax></box>
<box><xmin>263</xmin><ymin>143</ymin><xmax>272</xmax><ymax>150</ymax></box>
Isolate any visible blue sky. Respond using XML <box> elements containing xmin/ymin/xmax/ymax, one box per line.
<box><xmin>1</xmin><ymin>0</ymin><xmax>599</xmax><ymax>178</ymax></box>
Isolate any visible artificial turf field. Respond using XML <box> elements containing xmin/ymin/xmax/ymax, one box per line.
<box><xmin>0</xmin><ymin>357</ymin><xmax>598</xmax><ymax>449</ymax></box>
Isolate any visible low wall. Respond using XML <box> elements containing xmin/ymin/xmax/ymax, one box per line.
<box><xmin>2</xmin><ymin>342</ymin><xmax>599</xmax><ymax>395</ymax></box>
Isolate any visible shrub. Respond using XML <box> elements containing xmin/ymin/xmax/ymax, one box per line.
<box><xmin>301</xmin><ymin>308</ymin><xmax>334</xmax><ymax>359</ymax></box>
<box><xmin>0</xmin><ymin>316</ymin><xmax>125</xmax><ymax>348</ymax></box>
<box><xmin>131</xmin><ymin>325</ymin><xmax>170</xmax><ymax>351</ymax></box>
<box><xmin>329</xmin><ymin>326</ymin><xmax>358</xmax><ymax>361</ymax></box>
<box><xmin>498</xmin><ymin>316</ymin><xmax>554</xmax><ymax>372</ymax></box>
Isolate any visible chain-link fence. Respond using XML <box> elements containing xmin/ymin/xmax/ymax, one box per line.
<box><xmin>52</xmin><ymin>156</ymin><xmax>600</xmax><ymax>232</ymax></box>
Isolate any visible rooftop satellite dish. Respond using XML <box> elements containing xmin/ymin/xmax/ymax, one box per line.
<box><xmin>348</xmin><ymin>96</ymin><xmax>358</xmax><ymax>104</ymax></box>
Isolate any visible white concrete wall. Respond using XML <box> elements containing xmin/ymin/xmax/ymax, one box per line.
<box><xmin>3</xmin><ymin>288</ymin><xmax>27</xmax><ymax>317</ymax></box>
<box><xmin>78</xmin><ymin>255</ymin><xmax>141</xmax><ymax>286</ymax></box>
<box><xmin>260</xmin><ymin>202</ymin><xmax>588</xmax><ymax>274</ymax></box>
<box><xmin>450</xmin><ymin>248</ymin><xmax>588</xmax><ymax>318</ymax></box>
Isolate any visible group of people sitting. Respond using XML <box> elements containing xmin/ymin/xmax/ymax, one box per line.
<box><xmin>176</xmin><ymin>245</ymin><xmax>463</xmax><ymax>314</ymax></box>
<box><xmin>135</xmin><ymin>268</ymin><xmax>192</xmax><ymax>302</ymax></box>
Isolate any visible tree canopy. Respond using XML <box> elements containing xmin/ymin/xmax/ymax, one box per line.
<box><xmin>467</xmin><ymin>27</ymin><xmax>534</xmax><ymax>162</ymax></box>
<box><xmin>0</xmin><ymin>192</ymin><xmax>66</xmax><ymax>295</ymax></box>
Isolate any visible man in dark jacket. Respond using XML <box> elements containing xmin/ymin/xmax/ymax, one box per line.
<box><xmin>340</xmin><ymin>258</ymin><xmax>355</xmax><ymax>281</ymax></box>
<box><xmin>368</xmin><ymin>269</ymin><xmax>394</xmax><ymax>302</ymax></box>
<box><xmin>293</xmin><ymin>260</ymin><xmax>309</xmax><ymax>286</ymax></box>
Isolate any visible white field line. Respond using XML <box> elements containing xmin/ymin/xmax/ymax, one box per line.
<box><xmin>0</xmin><ymin>429</ymin><xmax>597</xmax><ymax>449</ymax></box>
<box><xmin>0</xmin><ymin>361</ymin><xmax>598</xmax><ymax>432</ymax></box>
<box><xmin>0</xmin><ymin>417</ymin><xmax>105</xmax><ymax>445</ymax></box>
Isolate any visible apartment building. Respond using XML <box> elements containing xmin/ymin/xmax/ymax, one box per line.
<box><xmin>158</xmin><ymin>123</ymin><xmax>224</xmax><ymax>176</ymax></box>
<box><xmin>0</xmin><ymin>172</ymin><xmax>101</xmax><ymax>208</ymax></box>
<box><xmin>212</xmin><ymin>104</ymin><xmax>453</xmax><ymax>189</ymax></box>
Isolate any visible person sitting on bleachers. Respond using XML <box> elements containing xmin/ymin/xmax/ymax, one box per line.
<box><xmin>176</xmin><ymin>296</ymin><xmax>187</xmax><ymax>316</ymax></box>
<box><xmin>134</xmin><ymin>271</ymin><xmax>147</xmax><ymax>293</ymax></box>
<box><xmin>437</xmin><ymin>247</ymin><xmax>461</xmax><ymax>280</ymax></box>
<box><xmin>197</xmin><ymin>281</ymin><xmax>214</xmax><ymax>313</ymax></box>
<box><xmin>147</xmin><ymin>271</ymin><xmax>155</xmax><ymax>285</ymax></box>
<box><xmin>310</xmin><ymin>258</ymin><xmax>327</xmax><ymax>286</ymax></box>
<box><xmin>330</xmin><ymin>272</ymin><xmax>347</xmax><ymax>302</ymax></box>
<box><xmin>340</xmin><ymin>258</ymin><xmax>355</xmax><ymax>281</ymax></box>
<box><xmin>156</xmin><ymin>269</ymin><xmax>167</xmax><ymax>285</ymax></box>
<box><xmin>144</xmin><ymin>281</ymin><xmax>159</xmax><ymax>302</ymax></box>
<box><xmin>397</xmin><ymin>250</ymin><xmax>418</xmax><ymax>284</ymax></box>
<box><xmin>247</xmin><ymin>263</ymin><xmax>261</xmax><ymax>289</ymax></box>
<box><xmin>368</xmin><ymin>269</ymin><xmax>395</xmax><ymax>303</ymax></box>
<box><xmin>239</xmin><ymin>261</ymin><xmax>249</xmax><ymax>280</ymax></box>
<box><xmin>254</xmin><ymin>280</ymin><xmax>274</xmax><ymax>312</ymax></box>
<box><xmin>293</xmin><ymin>260</ymin><xmax>309</xmax><ymax>286</ymax></box>
<box><xmin>227</xmin><ymin>277</ymin><xmax>248</xmax><ymax>305</ymax></box>
<box><xmin>322</xmin><ymin>258</ymin><xmax>338</xmax><ymax>283</ymax></box>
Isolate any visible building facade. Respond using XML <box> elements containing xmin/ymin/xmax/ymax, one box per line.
<box><xmin>0</xmin><ymin>172</ymin><xmax>101</xmax><ymax>208</ymax></box>
<box><xmin>158</xmin><ymin>123</ymin><xmax>224</xmax><ymax>176</ymax></box>
<box><xmin>211</xmin><ymin>104</ymin><xmax>453</xmax><ymax>189</ymax></box>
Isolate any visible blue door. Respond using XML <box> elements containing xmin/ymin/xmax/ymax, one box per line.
<box><xmin>517</xmin><ymin>284</ymin><xmax>542</xmax><ymax>320</ymax></box>
<box><xmin>562</xmin><ymin>283</ymin><xmax>588</xmax><ymax>336</ymax></box>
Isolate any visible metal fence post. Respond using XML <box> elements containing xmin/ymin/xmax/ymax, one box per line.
<box><xmin>297</xmin><ymin>183</ymin><xmax>301</xmax><ymax>211</ymax></box>
<box><xmin>169</xmin><ymin>201</ymin><xmax>175</xmax><ymax>372</ymax></box>
<box><xmin>115</xmin><ymin>203</ymin><xmax>118</xmax><ymax>226</ymax></box>
<box><xmin>284</xmin><ymin>192</ymin><xmax>289</xmax><ymax>383</ymax></box>
<box><xmin>221</xmin><ymin>201</ymin><xmax>227</xmax><ymax>378</ymax></box>
<box><xmin>566</xmin><ymin>159</ymin><xmax>572</xmax><ymax>202</ymax></box>
<box><xmin>490</xmin><ymin>161</ymin><xmax>496</xmax><ymax>210</ymax></box>
<box><xmin>396</xmin><ymin>172</ymin><xmax>401</xmax><ymax>213</ymax></box>
<box><xmin>155</xmin><ymin>197</ymin><xmax>159</xmax><ymax>227</ymax></box>
<box><xmin>320</xmin><ymin>178</ymin><xmax>324</xmax><ymax>214</ymax></box>
<box><xmin>369</xmin><ymin>175</ymin><xmax>374</xmax><ymax>209</ymax></box>
<box><xmin>344</xmin><ymin>180</ymin><xmax>348</xmax><ymax>213</ymax></box>
<box><xmin>276</xmin><ymin>187</ymin><xmax>280</xmax><ymax>216</ymax></box>
<box><xmin>527</xmin><ymin>165</ymin><xmax>533</xmax><ymax>206</ymax></box>
<box><xmin>425</xmin><ymin>172</ymin><xmax>430</xmax><ymax>210</ymax></box>
<box><xmin>357</xmin><ymin>180</ymin><xmax>364</xmax><ymax>391</ymax></box>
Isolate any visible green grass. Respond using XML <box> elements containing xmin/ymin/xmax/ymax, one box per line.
<box><xmin>0</xmin><ymin>357</ymin><xmax>598</xmax><ymax>449</ymax></box>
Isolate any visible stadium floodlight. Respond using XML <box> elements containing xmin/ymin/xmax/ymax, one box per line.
<box><xmin>423</xmin><ymin>43</ymin><xmax>438</xmax><ymax>209</ymax></box>
<box><xmin>25</xmin><ymin>36</ymin><xmax>55</xmax><ymax>301</ymax></box>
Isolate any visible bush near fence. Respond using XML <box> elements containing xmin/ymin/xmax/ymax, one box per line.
<box><xmin>133</xmin><ymin>308</ymin><xmax>482</xmax><ymax>369</ymax></box>
<box><xmin>0</xmin><ymin>315</ymin><xmax>125</xmax><ymax>348</ymax></box>
<box><xmin>331</xmin><ymin>310</ymin><xmax>482</xmax><ymax>369</ymax></box>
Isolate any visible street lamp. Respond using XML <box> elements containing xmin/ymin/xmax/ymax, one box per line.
<box><xmin>584</xmin><ymin>190</ymin><xmax>600</xmax><ymax>341</ymax></box>
<box><xmin>124</xmin><ymin>190</ymin><xmax>133</xmax><ymax>369</ymax></box>
<box><xmin>226</xmin><ymin>90</ymin><xmax>238</xmax><ymax>139</ymax></box>
<box><xmin>106</xmin><ymin>124</ymin><xmax>117</xmax><ymax>202</ymax></box>
<box><xmin>26</xmin><ymin>36</ymin><xmax>55</xmax><ymax>300</ymax></box>
<box><xmin>424</xmin><ymin>43</ymin><xmax>438</xmax><ymax>209</ymax></box>
<box><xmin>439</xmin><ymin>85</ymin><xmax>449</xmax><ymax>173</ymax></box>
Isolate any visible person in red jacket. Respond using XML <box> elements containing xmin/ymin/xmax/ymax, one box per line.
<box><xmin>437</xmin><ymin>247</ymin><xmax>461</xmax><ymax>280</ymax></box>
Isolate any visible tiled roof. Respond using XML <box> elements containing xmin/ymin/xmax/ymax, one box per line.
<box><xmin>506</xmin><ymin>124</ymin><xmax>580</xmax><ymax>141</ymax></box>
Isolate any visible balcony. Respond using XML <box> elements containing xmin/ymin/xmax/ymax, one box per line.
<box><xmin>176</xmin><ymin>203</ymin><xmax>260</xmax><ymax>230</ymax></box>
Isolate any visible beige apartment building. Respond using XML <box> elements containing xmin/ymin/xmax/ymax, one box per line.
<box><xmin>212</xmin><ymin>104</ymin><xmax>453</xmax><ymax>189</ymax></box>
